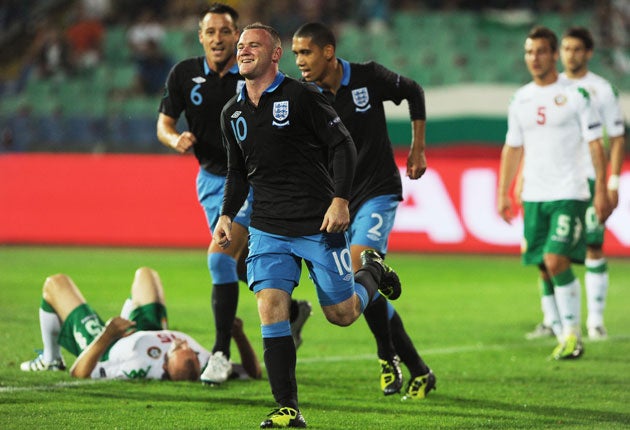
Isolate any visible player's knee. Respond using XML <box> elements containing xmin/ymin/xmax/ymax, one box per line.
<box><xmin>586</xmin><ymin>245</ymin><xmax>603</xmax><ymax>259</ymax></box>
<box><xmin>133</xmin><ymin>266</ymin><xmax>157</xmax><ymax>284</ymax></box>
<box><xmin>208</xmin><ymin>253</ymin><xmax>238</xmax><ymax>284</ymax></box>
<box><xmin>323</xmin><ymin>305</ymin><xmax>357</xmax><ymax>327</ymax></box>
<box><xmin>42</xmin><ymin>273</ymin><xmax>75</xmax><ymax>304</ymax></box>
<box><xmin>326</xmin><ymin>314</ymin><xmax>354</xmax><ymax>327</ymax></box>
<box><xmin>543</xmin><ymin>254</ymin><xmax>569</xmax><ymax>276</ymax></box>
<box><xmin>43</xmin><ymin>273</ymin><xmax>68</xmax><ymax>295</ymax></box>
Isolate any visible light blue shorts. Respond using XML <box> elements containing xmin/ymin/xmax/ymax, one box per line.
<box><xmin>196</xmin><ymin>168</ymin><xmax>253</xmax><ymax>231</ymax></box>
<box><xmin>349</xmin><ymin>194</ymin><xmax>399</xmax><ymax>255</ymax></box>
<box><xmin>246</xmin><ymin>227</ymin><xmax>356</xmax><ymax>306</ymax></box>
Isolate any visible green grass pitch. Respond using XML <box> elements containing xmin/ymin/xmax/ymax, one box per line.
<box><xmin>1</xmin><ymin>246</ymin><xmax>629</xmax><ymax>429</ymax></box>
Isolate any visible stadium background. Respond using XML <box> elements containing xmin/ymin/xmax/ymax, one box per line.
<box><xmin>1</xmin><ymin>0</ymin><xmax>629</xmax><ymax>254</ymax></box>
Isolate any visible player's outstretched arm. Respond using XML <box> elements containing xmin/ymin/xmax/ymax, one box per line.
<box><xmin>70</xmin><ymin>317</ymin><xmax>136</xmax><ymax>378</ymax></box>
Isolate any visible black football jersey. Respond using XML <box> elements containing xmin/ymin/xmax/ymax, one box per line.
<box><xmin>159</xmin><ymin>57</ymin><xmax>245</xmax><ymax>175</ymax></box>
<box><xmin>220</xmin><ymin>73</ymin><xmax>356</xmax><ymax>236</ymax></box>
<box><xmin>314</xmin><ymin>60</ymin><xmax>426</xmax><ymax>216</ymax></box>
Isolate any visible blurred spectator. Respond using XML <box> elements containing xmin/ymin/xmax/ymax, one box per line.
<box><xmin>252</xmin><ymin>0</ymin><xmax>302</xmax><ymax>40</ymax></box>
<box><xmin>65</xmin><ymin>3</ymin><xmax>105</xmax><ymax>71</ymax></box>
<box><xmin>0</xmin><ymin>0</ymin><xmax>27</xmax><ymax>34</ymax></box>
<box><xmin>1</xmin><ymin>104</ymin><xmax>37</xmax><ymax>152</ymax></box>
<box><xmin>32</xmin><ymin>27</ymin><xmax>75</xmax><ymax>80</ymax></box>
<box><xmin>610</xmin><ymin>0</ymin><xmax>630</xmax><ymax>73</ymax></box>
<box><xmin>164</xmin><ymin>0</ymin><xmax>207</xmax><ymax>28</ymax></box>
<box><xmin>126</xmin><ymin>8</ymin><xmax>165</xmax><ymax>60</ymax></box>
<box><xmin>357</xmin><ymin>0</ymin><xmax>390</xmax><ymax>32</ymax></box>
<box><xmin>80</xmin><ymin>0</ymin><xmax>113</xmax><ymax>21</ymax></box>
<box><xmin>109</xmin><ymin>0</ymin><xmax>169</xmax><ymax>24</ymax></box>
<box><xmin>133</xmin><ymin>39</ymin><xmax>173</xmax><ymax>96</ymax></box>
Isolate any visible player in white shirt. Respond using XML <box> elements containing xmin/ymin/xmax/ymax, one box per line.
<box><xmin>20</xmin><ymin>267</ymin><xmax>262</xmax><ymax>381</ymax></box>
<box><xmin>559</xmin><ymin>26</ymin><xmax>626</xmax><ymax>340</ymax></box>
<box><xmin>497</xmin><ymin>26</ymin><xmax>612</xmax><ymax>359</ymax></box>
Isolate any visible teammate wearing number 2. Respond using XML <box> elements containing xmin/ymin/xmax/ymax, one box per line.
<box><xmin>292</xmin><ymin>22</ymin><xmax>434</xmax><ymax>400</ymax></box>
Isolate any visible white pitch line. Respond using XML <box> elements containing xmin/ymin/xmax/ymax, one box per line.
<box><xmin>297</xmin><ymin>341</ymin><xmax>517</xmax><ymax>364</ymax></box>
<box><xmin>297</xmin><ymin>334</ymin><xmax>630</xmax><ymax>364</ymax></box>
<box><xmin>0</xmin><ymin>379</ymin><xmax>102</xmax><ymax>393</ymax></box>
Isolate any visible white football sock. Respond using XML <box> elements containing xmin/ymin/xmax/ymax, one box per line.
<box><xmin>554</xmin><ymin>279</ymin><xmax>582</xmax><ymax>339</ymax></box>
<box><xmin>585</xmin><ymin>258</ymin><xmax>608</xmax><ymax>329</ymax></box>
<box><xmin>541</xmin><ymin>295</ymin><xmax>562</xmax><ymax>341</ymax></box>
<box><xmin>120</xmin><ymin>298</ymin><xmax>134</xmax><ymax>319</ymax></box>
<box><xmin>39</xmin><ymin>307</ymin><xmax>62</xmax><ymax>363</ymax></box>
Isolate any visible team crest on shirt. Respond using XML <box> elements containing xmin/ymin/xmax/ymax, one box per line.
<box><xmin>272</xmin><ymin>101</ymin><xmax>290</xmax><ymax>127</ymax></box>
<box><xmin>352</xmin><ymin>87</ymin><xmax>371</xmax><ymax>112</ymax></box>
<box><xmin>192</xmin><ymin>76</ymin><xmax>206</xmax><ymax>84</ymax></box>
<box><xmin>554</xmin><ymin>94</ymin><xmax>567</xmax><ymax>106</ymax></box>
<box><xmin>147</xmin><ymin>346</ymin><xmax>162</xmax><ymax>359</ymax></box>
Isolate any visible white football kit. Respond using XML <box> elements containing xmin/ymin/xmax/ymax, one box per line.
<box><xmin>506</xmin><ymin>78</ymin><xmax>603</xmax><ymax>202</ymax></box>
<box><xmin>90</xmin><ymin>330</ymin><xmax>211</xmax><ymax>379</ymax></box>
<box><xmin>560</xmin><ymin>71</ymin><xmax>625</xmax><ymax>180</ymax></box>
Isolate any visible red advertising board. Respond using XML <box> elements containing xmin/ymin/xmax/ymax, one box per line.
<box><xmin>1</xmin><ymin>153</ymin><xmax>629</xmax><ymax>255</ymax></box>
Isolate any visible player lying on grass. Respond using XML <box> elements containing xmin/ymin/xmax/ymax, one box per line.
<box><xmin>20</xmin><ymin>266</ymin><xmax>262</xmax><ymax>381</ymax></box>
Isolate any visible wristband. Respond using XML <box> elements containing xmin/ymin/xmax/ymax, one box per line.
<box><xmin>607</xmin><ymin>174</ymin><xmax>620</xmax><ymax>191</ymax></box>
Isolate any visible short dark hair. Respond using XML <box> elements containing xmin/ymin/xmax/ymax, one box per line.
<box><xmin>201</xmin><ymin>3</ymin><xmax>239</xmax><ymax>29</ymax></box>
<box><xmin>242</xmin><ymin>22</ymin><xmax>282</xmax><ymax>48</ymax></box>
<box><xmin>527</xmin><ymin>26</ymin><xmax>558</xmax><ymax>52</ymax></box>
<box><xmin>293</xmin><ymin>22</ymin><xmax>336</xmax><ymax>49</ymax></box>
<box><xmin>563</xmin><ymin>26</ymin><xmax>594</xmax><ymax>51</ymax></box>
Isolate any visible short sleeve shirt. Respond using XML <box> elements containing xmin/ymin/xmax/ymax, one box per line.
<box><xmin>560</xmin><ymin>71</ymin><xmax>625</xmax><ymax>179</ymax></box>
<box><xmin>506</xmin><ymin>79</ymin><xmax>603</xmax><ymax>202</ymax></box>
<box><xmin>90</xmin><ymin>330</ymin><xmax>211</xmax><ymax>380</ymax></box>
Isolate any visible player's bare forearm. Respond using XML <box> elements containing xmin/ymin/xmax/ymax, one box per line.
<box><xmin>70</xmin><ymin>317</ymin><xmax>136</xmax><ymax>378</ymax></box>
<box><xmin>157</xmin><ymin>114</ymin><xmax>196</xmax><ymax>153</ymax></box>
<box><xmin>607</xmin><ymin>135</ymin><xmax>625</xmax><ymax>208</ymax></box>
<box><xmin>590</xmin><ymin>138</ymin><xmax>612</xmax><ymax>221</ymax></box>
<box><xmin>407</xmin><ymin>147</ymin><xmax>427</xmax><ymax>179</ymax></box>
<box><xmin>232</xmin><ymin>317</ymin><xmax>262</xmax><ymax>379</ymax></box>
<box><xmin>497</xmin><ymin>145</ymin><xmax>523</xmax><ymax>223</ymax></box>
<box><xmin>407</xmin><ymin>120</ymin><xmax>427</xmax><ymax>179</ymax></box>
<box><xmin>609</xmin><ymin>135</ymin><xmax>625</xmax><ymax>176</ymax></box>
